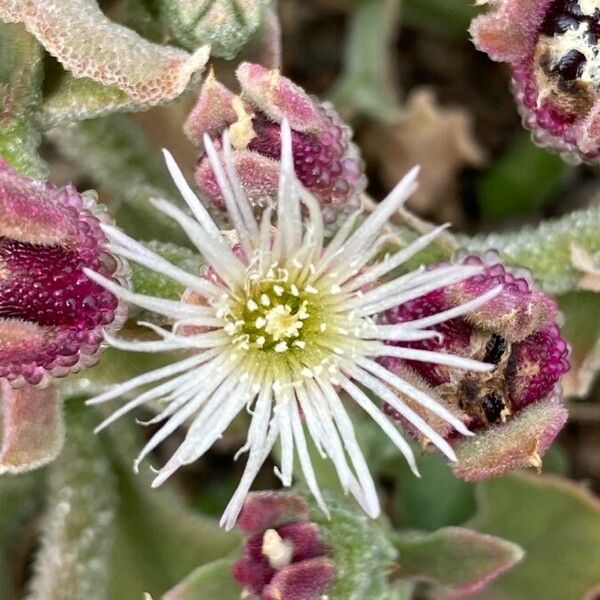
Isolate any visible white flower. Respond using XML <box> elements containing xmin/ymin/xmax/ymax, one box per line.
<box><xmin>85</xmin><ymin>120</ymin><xmax>501</xmax><ymax>530</ymax></box>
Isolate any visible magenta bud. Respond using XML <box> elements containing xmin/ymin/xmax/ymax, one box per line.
<box><xmin>471</xmin><ymin>0</ymin><xmax>600</xmax><ymax>162</ymax></box>
<box><xmin>237</xmin><ymin>491</ymin><xmax>310</xmax><ymax>535</ymax></box>
<box><xmin>194</xmin><ymin>147</ymin><xmax>280</xmax><ymax>212</ymax></box>
<box><xmin>184</xmin><ymin>69</ymin><xmax>239</xmax><ymax>140</ymax></box>
<box><xmin>185</xmin><ymin>63</ymin><xmax>366</xmax><ymax>224</ymax></box>
<box><xmin>452</xmin><ymin>392</ymin><xmax>568</xmax><ymax>481</ymax></box>
<box><xmin>0</xmin><ymin>160</ymin><xmax>128</xmax><ymax>387</ymax></box>
<box><xmin>236</xmin><ymin>63</ymin><xmax>324</xmax><ymax>133</ymax></box>
<box><xmin>445</xmin><ymin>255</ymin><xmax>558</xmax><ymax>342</ymax></box>
<box><xmin>233</xmin><ymin>492</ymin><xmax>335</xmax><ymax>600</ymax></box>
<box><xmin>383</xmin><ymin>253</ymin><xmax>570</xmax><ymax>478</ymax></box>
<box><xmin>262</xmin><ymin>558</ymin><xmax>337</xmax><ymax>600</ymax></box>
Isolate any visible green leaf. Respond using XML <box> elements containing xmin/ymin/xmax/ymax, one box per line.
<box><xmin>310</xmin><ymin>491</ymin><xmax>398</xmax><ymax>600</ymax></box>
<box><xmin>47</xmin><ymin>114</ymin><xmax>192</xmax><ymax>246</ymax></box>
<box><xmin>162</xmin><ymin>559</ymin><xmax>239</xmax><ymax>600</ymax></box>
<box><xmin>477</xmin><ymin>134</ymin><xmax>568</xmax><ymax>222</ymax></box>
<box><xmin>159</xmin><ymin>0</ymin><xmax>269</xmax><ymax>59</ymax></box>
<box><xmin>100</xmin><ymin>418</ymin><xmax>242</xmax><ymax>598</ymax></box>
<box><xmin>37</xmin><ymin>74</ymin><xmax>139</xmax><ymax>130</ymax></box>
<box><xmin>382</xmin><ymin>452</ymin><xmax>477</xmax><ymax>532</ymax></box>
<box><xmin>559</xmin><ymin>291</ymin><xmax>600</xmax><ymax>397</ymax></box>
<box><xmin>131</xmin><ymin>241</ymin><xmax>203</xmax><ymax>300</ymax></box>
<box><xmin>464</xmin><ymin>202</ymin><xmax>600</xmax><ymax>294</ymax></box>
<box><xmin>27</xmin><ymin>401</ymin><xmax>118</xmax><ymax>600</ymax></box>
<box><xmin>403</xmin><ymin>0</ymin><xmax>480</xmax><ymax>38</ymax></box>
<box><xmin>1</xmin><ymin>0</ymin><xmax>208</xmax><ymax>109</ymax></box>
<box><xmin>0</xmin><ymin>23</ymin><xmax>46</xmax><ymax>177</ymax></box>
<box><xmin>330</xmin><ymin>0</ymin><xmax>402</xmax><ymax>122</ymax></box>
<box><xmin>394</xmin><ymin>527</ymin><xmax>523</xmax><ymax>597</ymax></box>
<box><xmin>468</xmin><ymin>473</ymin><xmax>600</xmax><ymax>600</ymax></box>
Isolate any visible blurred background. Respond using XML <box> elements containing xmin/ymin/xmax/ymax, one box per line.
<box><xmin>2</xmin><ymin>0</ymin><xmax>599</xmax><ymax>598</ymax></box>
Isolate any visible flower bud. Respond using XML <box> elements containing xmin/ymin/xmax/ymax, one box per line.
<box><xmin>471</xmin><ymin>0</ymin><xmax>600</xmax><ymax>162</ymax></box>
<box><xmin>232</xmin><ymin>492</ymin><xmax>335</xmax><ymax>600</ymax></box>
<box><xmin>185</xmin><ymin>64</ymin><xmax>366</xmax><ymax>224</ymax></box>
<box><xmin>0</xmin><ymin>160</ymin><xmax>127</xmax><ymax>386</ymax></box>
<box><xmin>382</xmin><ymin>253</ymin><xmax>570</xmax><ymax>479</ymax></box>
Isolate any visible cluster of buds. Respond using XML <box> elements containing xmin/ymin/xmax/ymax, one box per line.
<box><xmin>382</xmin><ymin>253</ymin><xmax>570</xmax><ymax>480</ymax></box>
<box><xmin>0</xmin><ymin>159</ymin><xmax>127</xmax><ymax>387</ymax></box>
<box><xmin>185</xmin><ymin>63</ymin><xmax>366</xmax><ymax>225</ymax></box>
<box><xmin>233</xmin><ymin>492</ymin><xmax>335</xmax><ymax>600</ymax></box>
<box><xmin>471</xmin><ymin>0</ymin><xmax>600</xmax><ymax>162</ymax></box>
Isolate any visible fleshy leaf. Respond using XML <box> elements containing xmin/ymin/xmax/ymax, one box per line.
<box><xmin>452</xmin><ymin>395</ymin><xmax>568</xmax><ymax>482</ymax></box>
<box><xmin>0</xmin><ymin>0</ymin><xmax>209</xmax><ymax>110</ymax></box>
<box><xmin>394</xmin><ymin>527</ymin><xmax>523</xmax><ymax>597</ymax></box>
<box><xmin>162</xmin><ymin>559</ymin><xmax>240</xmax><ymax>600</ymax></box>
<box><xmin>0</xmin><ymin>22</ymin><xmax>46</xmax><ymax>177</ymax></box>
<box><xmin>309</xmin><ymin>491</ymin><xmax>398</xmax><ymax>600</ymax></box>
<box><xmin>464</xmin><ymin>203</ymin><xmax>600</xmax><ymax>295</ymax></box>
<box><xmin>0</xmin><ymin>382</ymin><xmax>64</xmax><ymax>474</ymax></box>
<box><xmin>27</xmin><ymin>401</ymin><xmax>117</xmax><ymax>600</ymax></box>
<box><xmin>469</xmin><ymin>473</ymin><xmax>600</xmax><ymax>600</ymax></box>
<box><xmin>36</xmin><ymin>75</ymin><xmax>137</xmax><ymax>130</ymax></box>
<box><xmin>102</xmin><ymin>418</ymin><xmax>242</xmax><ymax>597</ymax></box>
<box><xmin>160</xmin><ymin>0</ymin><xmax>269</xmax><ymax>59</ymax></box>
<box><xmin>559</xmin><ymin>291</ymin><xmax>600</xmax><ymax>397</ymax></box>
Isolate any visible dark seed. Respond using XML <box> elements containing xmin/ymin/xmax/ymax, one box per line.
<box><xmin>552</xmin><ymin>49</ymin><xmax>587</xmax><ymax>81</ymax></box>
<box><xmin>483</xmin><ymin>333</ymin><xmax>509</xmax><ymax>365</ymax></box>
<box><xmin>480</xmin><ymin>391</ymin><xmax>507</xmax><ymax>424</ymax></box>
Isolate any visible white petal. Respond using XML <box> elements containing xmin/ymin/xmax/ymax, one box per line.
<box><xmin>83</xmin><ymin>268</ymin><xmax>209</xmax><ymax>320</ymax></box>
<box><xmin>340</xmin><ymin>375</ymin><xmax>420</xmax><ymax>477</ymax></box>
<box><xmin>347</xmin><ymin>223</ymin><xmax>451</xmax><ymax>291</ymax></box>
<box><xmin>149</xmin><ymin>198</ymin><xmax>245</xmax><ymax>289</ymax></box>
<box><xmin>289</xmin><ymin>395</ymin><xmax>330</xmax><ymax>516</ymax></box>
<box><xmin>318</xmin><ymin>379</ymin><xmax>380</xmax><ymax>518</ymax></box>
<box><xmin>134</xmin><ymin>353</ymin><xmax>242</xmax><ymax>471</ymax></box>
<box><xmin>332</xmin><ymin>166</ymin><xmax>419</xmax><ymax>263</ymax></box>
<box><xmin>358</xmin><ymin>357</ymin><xmax>473</xmax><ymax>437</ymax></box>
<box><xmin>398</xmin><ymin>284</ymin><xmax>503</xmax><ymax>330</ymax></box>
<box><xmin>372</xmin><ymin>346</ymin><xmax>493</xmax><ymax>372</ymax></box>
<box><xmin>220</xmin><ymin>382</ymin><xmax>277</xmax><ymax>530</ymax></box>
<box><xmin>162</xmin><ymin>148</ymin><xmax>221</xmax><ymax>237</ymax></box>
<box><xmin>86</xmin><ymin>352</ymin><xmax>210</xmax><ymax>405</ymax></box>
<box><xmin>348</xmin><ymin>363</ymin><xmax>459</xmax><ymax>461</ymax></box>
<box><xmin>354</xmin><ymin>266</ymin><xmax>485</xmax><ymax>316</ymax></box>
<box><xmin>275</xmin><ymin>119</ymin><xmax>302</xmax><ymax>260</ymax></box>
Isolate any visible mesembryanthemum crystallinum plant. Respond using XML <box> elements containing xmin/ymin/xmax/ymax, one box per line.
<box><xmin>84</xmin><ymin>121</ymin><xmax>504</xmax><ymax>529</ymax></box>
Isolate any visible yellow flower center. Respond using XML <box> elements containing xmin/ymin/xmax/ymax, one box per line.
<box><xmin>223</xmin><ymin>277</ymin><xmax>318</xmax><ymax>354</ymax></box>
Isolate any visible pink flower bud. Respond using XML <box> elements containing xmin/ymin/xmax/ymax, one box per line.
<box><xmin>186</xmin><ymin>63</ymin><xmax>366</xmax><ymax>224</ymax></box>
<box><xmin>232</xmin><ymin>492</ymin><xmax>335</xmax><ymax>600</ymax></box>
<box><xmin>471</xmin><ymin>0</ymin><xmax>600</xmax><ymax>162</ymax></box>
<box><xmin>382</xmin><ymin>253</ymin><xmax>570</xmax><ymax>478</ymax></box>
<box><xmin>0</xmin><ymin>160</ymin><xmax>127</xmax><ymax>387</ymax></box>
